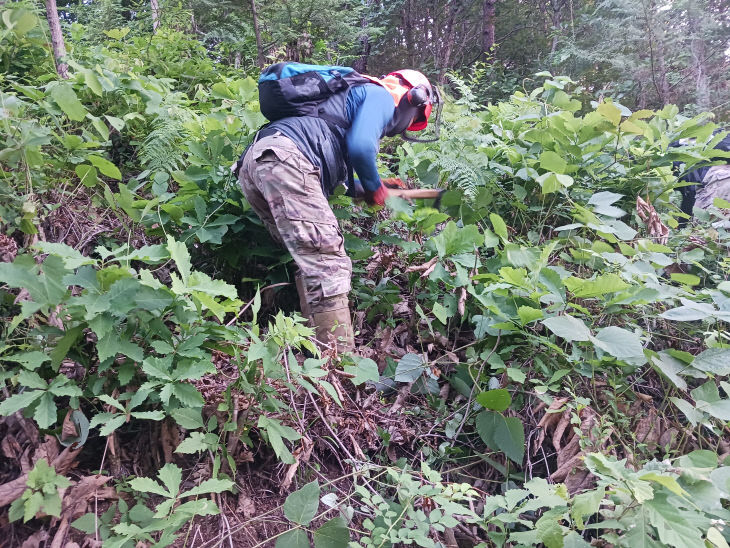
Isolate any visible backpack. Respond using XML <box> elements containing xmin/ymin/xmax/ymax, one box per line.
<box><xmin>258</xmin><ymin>62</ymin><xmax>374</xmax><ymax>128</ymax></box>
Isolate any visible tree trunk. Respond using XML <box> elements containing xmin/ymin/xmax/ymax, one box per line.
<box><xmin>352</xmin><ymin>1</ymin><xmax>372</xmax><ymax>73</ymax></box>
<box><xmin>482</xmin><ymin>0</ymin><xmax>496</xmax><ymax>56</ymax></box>
<box><xmin>550</xmin><ymin>0</ymin><xmax>562</xmax><ymax>54</ymax></box>
<box><xmin>44</xmin><ymin>0</ymin><xmax>69</xmax><ymax>79</ymax></box>
<box><xmin>643</xmin><ymin>0</ymin><xmax>671</xmax><ymax>107</ymax></box>
<box><xmin>688</xmin><ymin>0</ymin><xmax>710</xmax><ymax>111</ymax></box>
<box><xmin>150</xmin><ymin>0</ymin><xmax>160</xmax><ymax>32</ymax></box>
<box><xmin>250</xmin><ymin>0</ymin><xmax>265</xmax><ymax>68</ymax></box>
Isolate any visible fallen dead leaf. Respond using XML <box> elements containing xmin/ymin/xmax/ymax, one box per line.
<box><xmin>636</xmin><ymin>196</ymin><xmax>669</xmax><ymax>245</ymax></box>
<box><xmin>20</xmin><ymin>531</ymin><xmax>49</xmax><ymax>548</ymax></box>
<box><xmin>61</xmin><ymin>409</ymin><xmax>79</xmax><ymax>442</ymax></box>
<box><xmin>236</xmin><ymin>492</ymin><xmax>257</xmax><ymax>518</ymax></box>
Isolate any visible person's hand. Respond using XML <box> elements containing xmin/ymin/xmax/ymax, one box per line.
<box><xmin>381</xmin><ymin>177</ymin><xmax>408</xmax><ymax>189</ymax></box>
<box><xmin>365</xmin><ymin>183</ymin><xmax>389</xmax><ymax>206</ymax></box>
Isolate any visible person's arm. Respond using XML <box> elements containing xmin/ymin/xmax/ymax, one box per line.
<box><xmin>346</xmin><ymin>85</ymin><xmax>395</xmax><ymax>202</ymax></box>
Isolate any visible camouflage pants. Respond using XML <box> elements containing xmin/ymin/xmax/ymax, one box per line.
<box><xmin>695</xmin><ymin>165</ymin><xmax>730</xmax><ymax>210</ymax></box>
<box><xmin>238</xmin><ymin>132</ymin><xmax>352</xmax><ymax>314</ymax></box>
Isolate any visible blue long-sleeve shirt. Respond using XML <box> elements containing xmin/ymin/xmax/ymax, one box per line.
<box><xmin>345</xmin><ymin>84</ymin><xmax>395</xmax><ymax>193</ymax></box>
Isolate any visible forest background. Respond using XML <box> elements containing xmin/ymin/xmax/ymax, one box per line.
<box><xmin>2</xmin><ymin>0</ymin><xmax>730</xmax><ymax>547</ymax></box>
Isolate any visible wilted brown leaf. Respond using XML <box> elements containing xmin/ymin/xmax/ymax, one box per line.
<box><xmin>636</xmin><ymin>196</ymin><xmax>669</xmax><ymax>245</ymax></box>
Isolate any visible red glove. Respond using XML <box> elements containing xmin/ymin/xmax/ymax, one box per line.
<box><xmin>382</xmin><ymin>177</ymin><xmax>408</xmax><ymax>189</ymax></box>
<box><xmin>365</xmin><ymin>183</ymin><xmax>389</xmax><ymax>206</ymax></box>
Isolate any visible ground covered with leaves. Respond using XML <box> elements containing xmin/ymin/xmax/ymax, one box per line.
<box><xmin>2</xmin><ymin>4</ymin><xmax>730</xmax><ymax>548</ymax></box>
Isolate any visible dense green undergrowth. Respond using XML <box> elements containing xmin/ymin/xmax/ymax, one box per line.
<box><xmin>2</xmin><ymin>3</ymin><xmax>730</xmax><ymax>547</ymax></box>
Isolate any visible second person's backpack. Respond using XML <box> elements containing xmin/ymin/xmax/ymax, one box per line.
<box><xmin>258</xmin><ymin>62</ymin><xmax>374</xmax><ymax>128</ymax></box>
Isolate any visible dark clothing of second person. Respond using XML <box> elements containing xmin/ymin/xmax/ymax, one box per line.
<box><xmin>259</xmin><ymin>83</ymin><xmax>395</xmax><ymax>197</ymax></box>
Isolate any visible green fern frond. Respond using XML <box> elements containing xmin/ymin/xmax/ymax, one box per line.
<box><xmin>435</xmin><ymin>155</ymin><xmax>483</xmax><ymax>200</ymax></box>
<box><xmin>139</xmin><ymin>106</ymin><xmax>195</xmax><ymax>173</ymax></box>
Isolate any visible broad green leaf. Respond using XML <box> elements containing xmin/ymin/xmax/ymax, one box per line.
<box><xmin>0</xmin><ymin>390</ymin><xmax>45</xmax><ymax>416</ymax></box>
<box><xmin>536</xmin><ymin>172</ymin><xmax>573</xmax><ymax>193</ymax></box>
<box><xmin>50</xmin><ymin>83</ymin><xmax>88</xmax><ymax>121</ymax></box>
<box><xmin>58</xmin><ymin>408</ymin><xmax>90</xmax><ymax>448</ymax></box>
<box><xmin>691</xmin><ymin>348</ymin><xmax>730</xmax><ymax>375</ymax></box>
<box><xmin>172</xmin><ymin>383</ymin><xmax>205</xmax><ymax>407</ymax></box>
<box><xmin>105</xmin><ymin>115</ymin><xmax>125</xmax><ymax>131</ymax></box>
<box><xmin>639</xmin><ymin>473</ymin><xmax>686</xmax><ymax>496</ymax></box>
<box><xmin>517</xmin><ymin>306</ymin><xmax>543</xmax><ymax>324</ymax></box>
<box><xmin>539</xmin><ymin>151</ymin><xmax>567</xmax><ymax>174</ymax></box>
<box><xmin>394</xmin><ymin>353</ymin><xmax>427</xmax><ymax>383</ymax></box>
<box><xmin>35</xmin><ymin>242</ymin><xmax>95</xmax><ymax>270</ymax></box>
<box><xmin>507</xmin><ymin>367</ymin><xmax>526</xmax><ymax>383</ymax></box>
<box><xmin>670</xmin><ymin>397</ymin><xmax>704</xmax><ymax>426</ymax></box>
<box><xmin>476</xmin><ymin>410</ymin><xmax>524</xmax><ymax>464</ymax></box>
<box><xmin>98</xmin><ymin>414</ymin><xmax>126</xmax><ymax>436</ymax></box>
<box><xmin>170</xmin><ymin>408</ymin><xmax>205</xmax><ymax>429</ymax></box>
<box><xmin>142</xmin><ymin>356</ymin><xmax>173</xmax><ymax>381</ymax></box>
<box><xmin>592</xmin><ymin>326</ymin><xmax>645</xmax><ymax>361</ymax></box>
<box><xmin>484</xmin><ymin>228</ymin><xmax>500</xmax><ymax>248</ymax></box>
<box><xmin>620</xmin><ymin>505</ymin><xmax>662</xmax><ymax>548</ymax></box>
<box><xmin>187</xmin><ymin>272</ymin><xmax>238</xmax><ymax>299</ymax></box>
<box><xmin>429</xmin><ymin>221</ymin><xmax>482</xmax><ymax>257</ymax></box>
<box><xmin>541</xmin><ymin>315</ymin><xmax>591</xmax><ymax>342</ymax></box>
<box><xmin>476</xmin><ymin>389</ymin><xmax>512</xmax><ymax>412</ymax></box>
<box><xmin>129</xmin><ymin>477</ymin><xmax>171</xmax><ymax>498</ymax></box>
<box><xmin>181</xmin><ymin>478</ymin><xmax>234</xmax><ymax>497</ymax></box>
<box><xmin>535</xmin><ymin>514</ymin><xmax>563</xmax><ymax>548</ymax></box>
<box><xmin>499</xmin><ymin>266</ymin><xmax>529</xmax><ymax>288</ymax></box>
<box><xmin>683</xmin><ymin>449</ymin><xmax>718</xmax><ymax>469</ymax></box>
<box><xmin>97</xmin><ymin>394</ymin><xmax>124</xmax><ymax>412</ymax></box>
<box><xmin>97</xmin><ymin>333</ymin><xmax>143</xmax><ymax>363</ymax></box>
<box><xmin>645</xmin><ymin>493</ymin><xmax>705</xmax><ymax>548</ymax></box>
<box><xmin>670</xmin><ymin>273</ymin><xmax>701</xmax><ymax>286</ymax></box>
<box><xmin>82</xmin><ymin>69</ymin><xmax>103</xmax><ymax>96</ymax></box>
<box><xmin>283</xmin><ymin>480</ymin><xmax>320</xmax><ymax>526</ymax></box>
<box><xmin>75</xmin><ymin>164</ymin><xmax>98</xmax><ymax>188</ymax></box>
<box><xmin>275</xmin><ymin>529</ymin><xmax>309</xmax><ymax>548</ymax></box>
<box><xmin>650</xmin><ymin>352</ymin><xmax>688</xmax><ymax>391</ymax></box>
<box><xmin>258</xmin><ymin>416</ymin><xmax>301</xmax><ymax>464</ymax></box>
<box><xmin>130</xmin><ymin>411</ymin><xmax>165</xmax><ymax>421</ymax></box>
<box><xmin>89</xmin><ymin>116</ymin><xmax>109</xmax><ymax>141</ymax></box>
<box><xmin>167</xmin><ymin>236</ymin><xmax>191</xmax><ymax>285</ymax></box>
<box><xmin>692</xmin><ymin>382</ymin><xmax>730</xmax><ymax>421</ymax></box>
<box><xmin>157</xmin><ymin>463</ymin><xmax>182</xmax><ymax>498</ymax></box>
<box><xmin>343</xmin><ymin>357</ymin><xmax>379</xmax><ymax>386</ymax></box>
<box><xmin>564</xmin><ymin>273</ymin><xmax>629</xmax><ymax>298</ymax></box>
<box><xmin>708</xmin><ymin>527</ymin><xmax>730</xmax><ymax>548</ymax></box>
<box><xmin>33</xmin><ymin>392</ymin><xmax>57</xmax><ymax>428</ymax></box>
<box><xmin>104</xmin><ymin>27</ymin><xmax>130</xmax><ymax>39</ymax></box>
<box><xmin>175</xmin><ymin>432</ymin><xmax>215</xmax><ymax>454</ymax></box>
<box><xmin>313</xmin><ymin>516</ymin><xmax>350</xmax><ymax>548</ymax></box>
<box><xmin>1</xmin><ymin>351</ymin><xmax>50</xmax><ymax>370</ymax></box>
<box><xmin>660</xmin><ymin>306</ymin><xmax>710</xmax><ymax>321</ymax></box>
<box><xmin>87</xmin><ymin>155</ymin><xmax>121</xmax><ymax>180</ymax></box>
<box><xmin>490</xmin><ymin>213</ymin><xmax>509</xmax><ymax>242</ymax></box>
<box><xmin>71</xmin><ymin>513</ymin><xmax>99</xmax><ymax>534</ymax></box>
<box><xmin>597</xmin><ymin>102</ymin><xmax>622</xmax><ymax>125</ymax></box>
<box><xmin>432</xmin><ymin>301</ymin><xmax>450</xmax><ymax>323</ymax></box>
<box><xmin>563</xmin><ymin>531</ymin><xmax>593</xmax><ymax>548</ymax></box>
<box><xmin>571</xmin><ymin>487</ymin><xmax>604</xmax><ymax>529</ymax></box>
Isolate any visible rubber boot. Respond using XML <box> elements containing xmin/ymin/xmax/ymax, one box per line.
<box><xmin>312</xmin><ymin>304</ymin><xmax>355</xmax><ymax>354</ymax></box>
